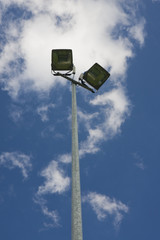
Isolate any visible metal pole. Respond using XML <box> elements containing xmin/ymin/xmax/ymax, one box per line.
<box><xmin>72</xmin><ymin>83</ymin><xmax>83</xmax><ymax>240</ymax></box>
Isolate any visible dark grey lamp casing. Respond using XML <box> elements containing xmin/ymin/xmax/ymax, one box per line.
<box><xmin>51</xmin><ymin>49</ymin><xmax>73</xmax><ymax>71</ymax></box>
<box><xmin>83</xmin><ymin>63</ymin><xmax>110</xmax><ymax>90</ymax></box>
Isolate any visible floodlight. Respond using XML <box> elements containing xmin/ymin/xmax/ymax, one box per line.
<box><xmin>83</xmin><ymin>63</ymin><xmax>110</xmax><ymax>90</ymax></box>
<box><xmin>51</xmin><ymin>49</ymin><xmax>73</xmax><ymax>71</ymax></box>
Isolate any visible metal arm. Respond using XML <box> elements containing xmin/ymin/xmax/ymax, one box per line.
<box><xmin>53</xmin><ymin>72</ymin><xmax>95</xmax><ymax>93</ymax></box>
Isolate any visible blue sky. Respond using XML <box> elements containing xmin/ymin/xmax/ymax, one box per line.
<box><xmin>0</xmin><ymin>0</ymin><xmax>160</xmax><ymax>239</ymax></box>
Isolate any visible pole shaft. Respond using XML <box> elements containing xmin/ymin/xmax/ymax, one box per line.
<box><xmin>72</xmin><ymin>83</ymin><xmax>83</xmax><ymax>240</ymax></box>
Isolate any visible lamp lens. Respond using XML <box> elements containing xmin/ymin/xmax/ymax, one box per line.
<box><xmin>83</xmin><ymin>63</ymin><xmax>110</xmax><ymax>90</ymax></box>
<box><xmin>51</xmin><ymin>49</ymin><xmax>73</xmax><ymax>71</ymax></box>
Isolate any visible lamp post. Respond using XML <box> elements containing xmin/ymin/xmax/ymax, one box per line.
<box><xmin>71</xmin><ymin>82</ymin><xmax>83</xmax><ymax>240</ymax></box>
<box><xmin>51</xmin><ymin>49</ymin><xmax>110</xmax><ymax>240</ymax></box>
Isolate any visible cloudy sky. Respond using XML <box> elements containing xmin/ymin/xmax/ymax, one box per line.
<box><xmin>0</xmin><ymin>0</ymin><xmax>160</xmax><ymax>239</ymax></box>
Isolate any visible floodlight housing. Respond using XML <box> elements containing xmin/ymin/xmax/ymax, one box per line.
<box><xmin>51</xmin><ymin>49</ymin><xmax>73</xmax><ymax>71</ymax></box>
<box><xmin>83</xmin><ymin>63</ymin><xmax>110</xmax><ymax>90</ymax></box>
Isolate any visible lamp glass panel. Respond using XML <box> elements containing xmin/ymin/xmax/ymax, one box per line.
<box><xmin>51</xmin><ymin>49</ymin><xmax>73</xmax><ymax>71</ymax></box>
<box><xmin>83</xmin><ymin>63</ymin><xmax>110</xmax><ymax>90</ymax></box>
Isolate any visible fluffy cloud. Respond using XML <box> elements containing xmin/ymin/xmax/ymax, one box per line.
<box><xmin>9</xmin><ymin>105</ymin><xmax>23</xmax><ymax>122</ymax></box>
<box><xmin>83</xmin><ymin>192</ymin><xmax>129</xmax><ymax>228</ymax></box>
<box><xmin>37</xmin><ymin>103</ymin><xmax>55</xmax><ymax>122</ymax></box>
<box><xmin>37</xmin><ymin>160</ymin><xmax>70</xmax><ymax>195</ymax></box>
<box><xmin>0</xmin><ymin>151</ymin><xmax>32</xmax><ymax>178</ymax></box>
<box><xmin>0</xmin><ymin>0</ymin><xmax>146</xmax><ymax>155</ymax></box>
<box><xmin>58</xmin><ymin>153</ymin><xmax>72</xmax><ymax>164</ymax></box>
<box><xmin>132</xmin><ymin>152</ymin><xmax>145</xmax><ymax>170</ymax></box>
<box><xmin>34</xmin><ymin>194</ymin><xmax>60</xmax><ymax>228</ymax></box>
<box><xmin>42</xmin><ymin>206</ymin><xmax>60</xmax><ymax>228</ymax></box>
<box><xmin>78</xmin><ymin>109</ymin><xmax>99</xmax><ymax>129</ymax></box>
<box><xmin>79</xmin><ymin>86</ymin><xmax>131</xmax><ymax>157</ymax></box>
<box><xmin>0</xmin><ymin>0</ymin><xmax>145</xmax><ymax>97</ymax></box>
<box><xmin>35</xmin><ymin>159</ymin><xmax>70</xmax><ymax>227</ymax></box>
<box><xmin>129</xmin><ymin>19</ymin><xmax>146</xmax><ymax>46</ymax></box>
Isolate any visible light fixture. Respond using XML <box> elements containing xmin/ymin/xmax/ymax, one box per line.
<box><xmin>82</xmin><ymin>63</ymin><xmax>110</xmax><ymax>90</ymax></box>
<box><xmin>51</xmin><ymin>49</ymin><xmax>110</xmax><ymax>93</ymax></box>
<box><xmin>51</xmin><ymin>49</ymin><xmax>111</xmax><ymax>240</ymax></box>
<box><xmin>51</xmin><ymin>49</ymin><xmax>73</xmax><ymax>71</ymax></box>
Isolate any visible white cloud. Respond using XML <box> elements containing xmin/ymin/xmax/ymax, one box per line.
<box><xmin>37</xmin><ymin>103</ymin><xmax>55</xmax><ymax>122</ymax></box>
<box><xmin>58</xmin><ymin>153</ymin><xmax>72</xmax><ymax>164</ymax></box>
<box><xmin>0</xmin><ymin>151</ymin><xmax>32</xmax><ymax>178</ymax></box>
<box><xmin>0</xmin><ymin>0</ymin><xmax>146</xmax><ymax>155</ymax></box>
<box><xmin>34</xmin><ymin>194</ymin><xmax>60</xmax><ymax>228</ymax></box>
<box><xmin>0</xmin><ymin>0</ymin><xmax>145</xmax><ymax>97</ymax></box>
<box><xmin>42</xmin><ymin>206</ymin><xmax>60</xmax><ymax>228</ymax></box>
<box><xmin>91</xmin><ymin>87</ymin><xmax>131</xmax><ymax>134</ymax></box>
<box><xmin>79</xmin><ymin>86</ymin><xmax>131</xmax><ymax>157</ymax></box>
<box><xmin>9</xmin><ymin>105</ymin><xmax>23</xmax><ymax>122</ymax></box>
<box><xmin>78</xmin><ymin>109</ymin><xmax>99</xmax><ymax>129</ymax></box>
<box><xmin>132</xmin><ymin>152</ymin><xmax>145</xmax><ymax>170</ymax></box>
<box><xmin>83</xmin><ymin>192</ymin><xmax>129</xmax><ymax>228</ymax></box>
<box><xmin>79</xmin><ymin>128</ymin><xmax>104</xmax><ymax>156</ymax></box>
<box><xmin>129</xmin><ymin>19</ymin><xmax>146</xmax><ymax>46</ymax></box>
<box><xmin>37</xmin><ymin>160</ymin><xmax>70</xmax><ymax>195</ymax></box>
<box><xmin>65</xmin><ymin>89</ymin><xmax>130</xmax><ymax>158</ymax></box>
<box><xmin>35</xmin><ymin>159</ymin><xmax>70</xmax><ymax>227</ymax></box>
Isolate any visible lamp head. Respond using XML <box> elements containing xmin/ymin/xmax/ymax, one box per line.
<box><xmin>51</xmin><ymin>49</ymin><xmax>73</xmax><ymax>71</ymax></box>
<box><xmin>83</xmin><ymin>63</ymin><xmax>110</xmax><ymax>90</ymax></box>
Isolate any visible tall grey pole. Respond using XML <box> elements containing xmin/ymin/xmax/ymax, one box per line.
<box><xmin>72</xmin><ymin>83</ymin><xmax>83</xmax><ymax>240</ymax></box>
